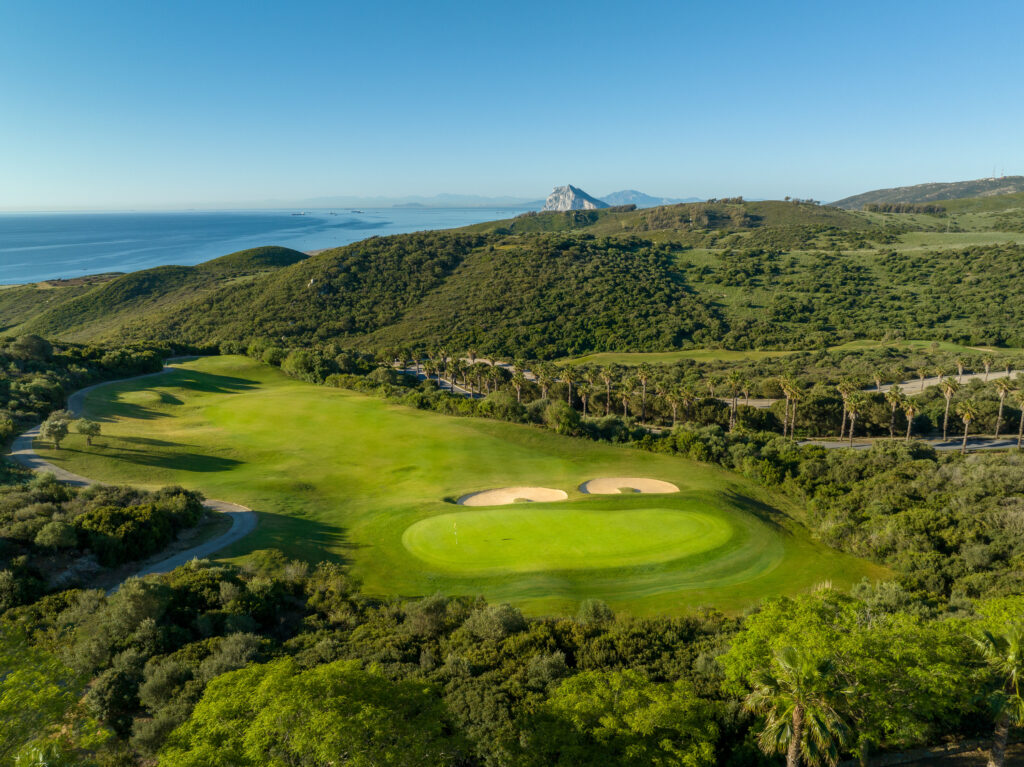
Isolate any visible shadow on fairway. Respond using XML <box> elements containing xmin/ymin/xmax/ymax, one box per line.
<box><xmin>91</xmin><ymin>397</ymin><xmax>172</xmax><ymax>422</ymax></box>
<box><xmin>724</xmin><ymin>490</ymin><xmax>792</xmax><ymax>533</ymax></box>
<box><xmin>86</xmin><ymin>442</ymin><xmax>244</xmax><ymax>473</ymax></box>
<box><xmin>168</xmin><ymin>371</ymin><xmax>261</xmax><ymax>395</ymax></box>
<box><xmin>231</xmin><ymin>513</ymin><xmax>364</xmax><ymax>565</ymax></box>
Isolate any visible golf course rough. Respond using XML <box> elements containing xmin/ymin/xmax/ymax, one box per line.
<box><xmin>35</xmin><ymin>355</ymin><xmax>890</xmax><ymax>616</ymax></box>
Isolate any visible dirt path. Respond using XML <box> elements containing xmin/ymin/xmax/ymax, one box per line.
<box><xmin>5</xmin><ymin>360</ymin><xmax>257</xmax><ymax>587</ymax></box>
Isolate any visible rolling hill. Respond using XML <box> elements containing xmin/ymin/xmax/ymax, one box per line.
<box><xmin>3</xmin><ymin>197</ymin><xmax>1022</xmax><ymax>356</ymax></box>
<box><xmin>8</xmin><ymin>246</ymin><xmax>308</xmax><ymax>341</ymax></box>
<box><xmin>832</xmin><ymin>176</ymin><xmax>1024</xmax><ymax>209</ymax></box>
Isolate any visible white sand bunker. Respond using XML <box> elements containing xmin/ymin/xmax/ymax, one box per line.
<box><xmin>457</xmin><ymin>487</ymin><xmax>569</xmax><ymax>506</ymax></box>
<box><xmin>579</xmin><ymin>477</ymin><xmax>680</xmax><ymax>495</ymax></box>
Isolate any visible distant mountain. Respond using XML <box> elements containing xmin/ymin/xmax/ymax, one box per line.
<box><xmin>541</xmin><ymin>185</ymin><xmax>609</xmax><ymax>212</ymax></box>
<box><xmin>832</xmin><ymin>176</ymin><xmax>1024</xmax><ymax>209</ymax></box>
<box><xmin>600</xmin><ymin>190</ymin><xmax>701</xmax><ymax>208</ymax></box>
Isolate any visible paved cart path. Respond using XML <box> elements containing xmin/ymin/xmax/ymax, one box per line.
<box><xmin>5</xmin><ymin>360</ymin><xmax>256</xmax><ymax>587</ymax></box>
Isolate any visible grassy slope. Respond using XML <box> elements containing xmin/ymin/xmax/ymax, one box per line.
<box><xmin>832</xmin><ymin>177</ymin><xmax>1024</xmax><ymax>209</ymax></box>
<box><xmin>35</xmin><ymin>356</ymin><xmax>886</xmax><ymax>615</ymax></box>
<box><xmin>15</xmin><ymin>247</ymin><xmax>309</xmax><ymax>342</ymax></box>
<box><xmin>0</xmin><ymin>280</ymin><xmax>112</xmax><ymax>334</ymax></box>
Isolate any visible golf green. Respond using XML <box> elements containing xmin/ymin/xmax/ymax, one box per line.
<box><xmin>402</xmin><ymin>506</ymin><xmax>733</xmax><ymax>573</ymax></box>
<box><xmin>34</xmin><ymin>356</ymin><xmax>888</xmax><ymax>615</ymax></box>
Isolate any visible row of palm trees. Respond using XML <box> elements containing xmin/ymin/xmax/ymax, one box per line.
<box><xmin>404</xmin><ymin>350</ymin><xmax>1024</xmax><ymax>450</ymax></box>
<box><xmin>835</xmin><ymin>375</ymin><xmax>1024</xmax><ymax>454</ymax></box>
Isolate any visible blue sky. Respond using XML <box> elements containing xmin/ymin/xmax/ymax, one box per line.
<box><xmin>1</xmin><ymin>0</ymin><xmax>1022</xmax><ymax>210</ymax></box>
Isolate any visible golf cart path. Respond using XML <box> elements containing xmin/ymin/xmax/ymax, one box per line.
<box><xmin>5</xmin><ymin>360</ymin><xmax>257</xmax><ymax>585</ymax></box>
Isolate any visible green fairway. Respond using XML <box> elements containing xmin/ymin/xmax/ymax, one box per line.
<box><xmin>35</xmin><ymin>356</ymin><xmax>888</xmax><ymax>615</ymax></box>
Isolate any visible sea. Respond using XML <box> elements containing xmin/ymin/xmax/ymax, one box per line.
<box><xmin>0</xmin><ymin>207</ymin><xmax>526</xmax><ymax>285</ymax></box>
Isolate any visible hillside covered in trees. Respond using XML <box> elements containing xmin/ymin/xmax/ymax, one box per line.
<box><xmin>0</xmin><ymin>197</ymin><xmax>1020</xmax><ymax>357</ymax></box>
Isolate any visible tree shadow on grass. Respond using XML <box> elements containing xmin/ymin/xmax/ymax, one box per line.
<box><xmin>220</xmin><ymin>512</ymin><xmax>365</xmax><ymax>566</ymax></box>
<box><xmin>90</xmin><ymin>371</ymin><xmax>260</xmax><ymax>422</ymax></box>
<box><xmin>90</xmin><ymin>399</ymin><xmax>170</xmax><ymax>423</ymax></box>
<box><xmin>71</xmin><ymin>443</ymin><xmax>243</xmax><ymax>473</ymax></box>
<box><xmin>167</xmin><ymin>370</ymin><xmax>261</xmax><ymax>395</ymax></box>
<box><xmin>723</xmin><ymin>489</ymin><xmax>793</xmax><ymax>534</ymax></box>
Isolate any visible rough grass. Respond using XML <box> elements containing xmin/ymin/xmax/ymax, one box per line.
<box><xmin>35</xmin><ymin>356</ymin><xmax>887</xmax><ymax>615</ymax></box>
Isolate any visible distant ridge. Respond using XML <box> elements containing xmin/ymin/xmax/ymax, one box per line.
<box><xmin>832</xmin><ymin>176</ymin><xmax>1024</xmax><ymax>209</ymax></box>
<box><xmin>600</xmin><ymin>190</ymin><xmax>701</xmax><ymax>208</ymax></box>
<box><xmin>541</xmin><ymin>185</ymin><xmax>609</xmax><ymax>212</ymax></box>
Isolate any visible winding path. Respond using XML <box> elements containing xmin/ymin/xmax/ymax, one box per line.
<box><xmin>5</xmin><ymin>361</ymin><xmax>257</xmax><ymax>585</ymax></box>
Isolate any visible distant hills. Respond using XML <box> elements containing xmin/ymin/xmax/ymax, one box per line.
<box><xmin>271</xmin><ymin>187</ymin><xmax>702</xmax><ymax>211</ymax></box>
<box><xmin>832</xmin><ymin>176</ymin><xmax>1024</xmax><ymax>209</ymax></box>
<box><xmin>600</xmin><ymin>190</ymin><xmax>700</xmax><ymax>208</ymax></box>
<box><xmin>541</xmin><ymin>185</ymin><xmax>609</xmax><ymax>212</ymax></box>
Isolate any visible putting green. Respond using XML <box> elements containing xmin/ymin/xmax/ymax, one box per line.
<box><xmin>33</xmin><ymin>355</ymin><xmax>889</xmax><ymax>615</ymax></box>
<box><xmin>403</xmin><ymin>506</ymin><xmax>734</xmax><ymax>573</ymax></box>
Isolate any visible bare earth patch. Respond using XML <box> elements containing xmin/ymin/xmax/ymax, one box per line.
<box><xmin>457</xmin><ymin>487</ymin><xmax>569</xmax><ymax>506</ymax></box>
<box><xmin>579</xmin><ymin>477</ymin><xmax>680</xmax><ymax>495</ymax></box>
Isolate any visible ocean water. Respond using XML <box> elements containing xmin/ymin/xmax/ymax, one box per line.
<box><xmin>0</xmin><ymin>208</ymin><xmax>525</xmax><ymax>285</ymax></box>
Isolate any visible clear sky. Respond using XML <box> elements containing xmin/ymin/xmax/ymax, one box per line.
<box><xmin>1</xmin><ymin>0</ymin><xmax>1022</xmax><ymax>210</ymax></box>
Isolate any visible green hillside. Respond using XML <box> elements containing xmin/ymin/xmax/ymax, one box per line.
<box><xmin>12</xmin><ymin>246</ymin><xmax>308</xmax><ymax>342</ymax></box>
<box><xmin>3</xmin><ymin>200</ymin><xmax>1022</xmax><ymax>356</ymax></box>
<box><xmin>833</xmin><ymin>175</ymin><xmax>1024</xmax><ymax>209</ymax></box>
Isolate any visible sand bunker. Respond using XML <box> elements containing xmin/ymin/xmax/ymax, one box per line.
<box><xmin>457</xmin><ymin>487</ymin><xmax>569</xmax><ymax>506</ymax></box>
<box><xmin>579</xmin><ymin>477</ymin><xmax>680</xmax><ymax>495</ymax></box>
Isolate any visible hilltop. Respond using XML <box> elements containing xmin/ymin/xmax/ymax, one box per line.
<box><xmin>601</xmin><ymin>189</ymin><xmax>699</xmax><ymax>207</ymax></box>
<box><xmin>833</xmin><ymin>175</ymin><xmax>1024</xmax><ymax>209</ymax></box>
<box><xmin>4</xmin><ymin>246</ymin><xmax>307</xmax><ymax>340</ymax></box>
<box><xmin>541</xmin><ymin>185</ymin><xmax>609</xmax><ymax>211</ymax></box>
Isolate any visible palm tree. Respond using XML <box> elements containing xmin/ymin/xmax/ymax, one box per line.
<box><xmin>916</xmin><ymin>367</ymin><xmax>928</xmax><ymax>392</ymax></box>
<box><xmin>836</xmin><ymin>380</ymin><xmax>855</xmax><ymax>439</ymax></box>
<box><xmin>619</xmin><ymin>388</ymin><xmax>631</xmax><ymax>418</ymax></box>
<box><xmin>562</xmin><ymin>366</ymin><xmax>578</xmax><ymax>407</ymax></box>
<box><xmin>940</xmin><ymin>378</ymin><xmax>960</xmax><ymax>441</ymax></box>
<box><xmin>994</xmin><ymin>379</ymin><xmax>1014</xmax><ymax>439</ymax></box>
<box><xmin>600</xmin><ymin>367</ymin><xmax>614</xmax><ymax>416</ymax></box>
<box><xmin>622</xmin><ymin>376</ymin><xmax>639</xmax><ymax>418</ymax></box>
<box><xmin>680</xmin><ymin>383</ymin><xmax>698</xmax><ymax>423</ymax></box>
<box><xmin>903</xmin><ymin>399</ymin><xmax>920</xmax><ymax>442</ymax></box>
<box><xmin>726</xmin><ymin>371</ymin><xmax>744</xmax><ymax>431</ymax></box>
<box><xmin>956</xmin><ymin>399</ymin><xmax>979</xmax><ymax>455</ymax></box>
<box><xmin>779</xmin><ymin>376</ymin><xmax>796</xmax><ymax>438</ymax></box>
<box><xmin>885</xmin><ymin>385</ymin><xmax>904</xmax><ymax>439</ymax></box>
<box><xmin>511</xmin><ymin>371</ymin><xmax>526</xmax><ymax>403</ymax></box>
<box><xmin>871</xmin><ymin>368</ymin><xmax>885</xmax><ymax>392</ymax></box>
<box><xmin>1014</xmin><ymin>388</ymin><xmax>1024</xmax><ymax>449</ymax></box>
<box><xmin>704</xmin><ymin>375</ymin><xmax>718</xmax><ymax>398</ymax></box>
<box><xmin>741</xmin><ymin>378</ymin><xmax>752</xmax><ymax>407</ymax></box>
<box><xmin>974</xmin><ymin>622</ymin><xmax>1024</xmax><ymax>767</ymax></box>
<box><xmin>577</xmin><ymin>383</ymin><xmax>591</xmax><ymax>417</ymax></box>
<box><xmin>983</xmin><ymin>354</ymin><xmax>995</xmax><ymax>382</ymax></box>
<box><xmin>955</xmin><ymin>356</ymin><xmax>967</xmax><ymax>383</ymax></box>
<box><xmin>744</xmin><ymin>646</ymin><xmax>851</xmax><ymax>767</ymax></box>
<box><xmin>664</xmin><ymin>388</ymin><xmax>682</xmax><ymax>427</ymax></box>
<box><xmin>438</xmin><ymin>348</ymin><xmax>450</xmax><ymax>380</ymax></box>
<box><xmin>847</xmin><ymin>392</ymin><xmax>866</xmax><ymax>447</ymax></box>
<box><xmin>637</xmin><ymin>364</ymin><xmax>652</xmax><ymax>422</ymax></box>
<box><xmin>537</xmin><ymin>370</ymin><xmax>553</xmax><ymax>400</ymax></box>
